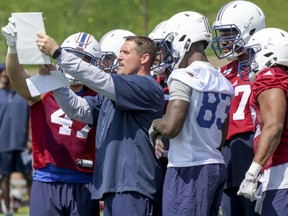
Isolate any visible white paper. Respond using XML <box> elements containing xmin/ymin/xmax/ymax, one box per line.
<box><xmin>12</xmin><ymin>12</ymin><xmax>51</xmax><ymax>65</ymax></box>
<box><xmin>26</xmin><ymin>70</ymin><xmax>69</xmax><ymax>97</ymax></box>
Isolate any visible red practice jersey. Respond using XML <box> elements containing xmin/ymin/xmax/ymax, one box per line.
<box><xmin>221</xmin><ymin>60</ymin><xmax>254</xmax><ymax>140</ymax></box>
<box><xmin>250</xmin><ymin>67</ymin><xmax>288</xmax><ymax>170</ymax></box>
<box><xmin>156</xmin><ymin>76</ymin><xmax>169</xmax><ymax>114</ymax></box>
<box><xmin>30</xmin><ymin>89</ymin><xmax>96</xmax><ymax>173</ymax></box>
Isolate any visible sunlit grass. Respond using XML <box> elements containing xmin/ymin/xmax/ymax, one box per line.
<box><xmin>1</xmin><ymin>206</ymin><xmax>29</xmax><ymax>216</ymax></box>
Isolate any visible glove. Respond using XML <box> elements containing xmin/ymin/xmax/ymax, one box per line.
<box><xmin>1</xmin><ymin>17</ymin><xmax>17</xmax><ymax>53</ymax></box>
<box><xmin>148</xmin><ymin>122</ymin><xmax>160</xmax><ymax>147</ymax></box>
<box><xmin>237</xmin><ymin>162</ymin><xmax>262</xmax><ymax>202</ymax></box>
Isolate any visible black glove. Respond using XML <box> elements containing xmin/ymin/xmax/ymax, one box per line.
<box><xmin>148</xmin><ymin>124</ymin><xmax>159</xmax><ymax>147</ymax></box>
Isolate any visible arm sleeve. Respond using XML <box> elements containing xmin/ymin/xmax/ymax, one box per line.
<box><xmin>169</xmin><ymin>79</ymin><xmax>191</xmax><ymax>102</ymax></box>
<box><xmin>57</xmin><ymin>50</ymin><xmax>116</xmax><ymax>101</ymax></box>
<box><xmin>53</xmin><ymin>87</ymin><xmax>94</xmax><ymax>124</ymax></box>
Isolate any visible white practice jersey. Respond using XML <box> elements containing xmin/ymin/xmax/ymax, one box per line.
<box><xmin>167</xmin><ymin>61</ymin><xmax>234</xmax><ymax>167</ymax></box>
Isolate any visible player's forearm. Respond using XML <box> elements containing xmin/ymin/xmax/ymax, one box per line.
<box><xmin>6</xmin><ymin>52</ymin><xmax>28</xmax><ymax>84</ymax></box>
<box><xmin>53</xmin><ymin>87</ymin><xmax>94</xmax><ymax>124</ymax></box>
<box><xmin>254</xmin><ymin>124</ymin><xmax>283</xmax><ymax>166</ymax></box>
<box><xmin>56</xmin><ymin>50</ymin><xmax>116</xmax><ymax>101</ymax></box>
<box><xmin>6</xmin><ymin>52</ymin><xmax>41</xmax><ymax>104</ymax></box>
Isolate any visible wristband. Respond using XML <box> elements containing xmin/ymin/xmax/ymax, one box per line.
<box><xmin>247</xmin><ymin>162</ymin><xmax>262</xmax><ymax>177</ymax></box>
<box><xmin>52</xmin><ymin>47</ymin><xmax>62</xmax><ymax>59</ymax></box>
<box><xmin>8</xmin><ymin>46</ymin><xmax>17</xmax><ymax>54</ymax></box>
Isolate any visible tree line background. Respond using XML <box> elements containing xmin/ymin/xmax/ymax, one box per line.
<box><xmin>0</xmin><ymin>0</ymin><xmax>287</xmax><ymax>63</ymax></box>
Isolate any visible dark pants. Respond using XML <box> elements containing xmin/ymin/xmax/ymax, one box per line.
<box><xmin>221</xmin><ymin>132</ymin><xmax>257</xmax><ymax>216</ymax></box>
<box><xmin>221</xmin><ymin>187</ymin><xmax>259</xmax><ymax>216</ymax></box>
<box><xmin>163</xmin><ymin>164</ymin><xmax>226</xmax><ymax>216</ymax></box>
<box><xmin>0</xmin><ymin>150</ymin><xmax>32</xmax><ymax>174</ymax></box>
<box><xmin>261</xmin><ymin>189</ymin><xmax>288</xmax><ymax>216</ymax></box>
<box><xmin>103</xmin><ymin>191</ymin><xmax>160</xmax><ymax>216</ymax></box>
<box><xmin>30</xmin><ymin>180</ymin><xmax>99</xmax><ymax>216</ymax></box>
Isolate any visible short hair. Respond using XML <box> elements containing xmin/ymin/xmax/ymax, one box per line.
<box><xmin>125</xmin><ymin>36</ymin><xmax>157</xmax><ymax>67</ymax></box>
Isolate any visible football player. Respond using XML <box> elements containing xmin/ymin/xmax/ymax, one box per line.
<box><xmin>149</xmin><ymin>11</ymin><xmax>234</xmax><ymax>215</ymax></box>
<box><xmin>237</xmin><ymin>28</ymin><xmax>288</xmax><ymax>215</ymax></box>
<box><xmin>211</xmin><ymin>1</ymin><xmax>265</xmax><ymax>215</ymax></box>
<box><xmin>2</xmin><ymin>17</ymin><xmax>101</xmax><ymax>216</ymax></box>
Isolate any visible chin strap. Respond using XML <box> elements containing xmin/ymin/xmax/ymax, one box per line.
<box><xmin>265</xmin><ymin>57</ymin><xmax>277</xmax><ymax>67</ymax></box>
<box><xmin>249</xmin><ymin>72</ymin><xmax>256</xmax><ymax>81</ymax></box>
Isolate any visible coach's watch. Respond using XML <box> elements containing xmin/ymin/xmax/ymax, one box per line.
<box><xmin>52</xmin><ymin>47</ymin><xmax>62</xmax><ymax>59</ymax></box>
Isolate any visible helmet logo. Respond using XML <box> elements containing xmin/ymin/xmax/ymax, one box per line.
<box><xmin>76</xmin><ymin>32</ymin><xmax>92</xmax><ymax>49</ymax></box>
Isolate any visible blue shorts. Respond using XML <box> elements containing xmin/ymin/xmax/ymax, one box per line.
<box><xmin>103</xmin><ymin>191</ymin><xmax>160</xmax><ymax>216</ymax></box>
<box><xmin>261</xmin><ymin>189</ymin><xmax>288</xmax><ymax>216</ymax></box>
<box><xmin>0</xmin><ymin>150</ymin><xmax>32</xmax><ymax>175</ymax></box>
<box><xmin>163</xmin><ymin>164</ymin><xmax>226</xmax><ymax>216</ymax></box>
<box><xmin>30</xmin><ymin>180</ymin><xmax>99</xmax><ymax>216</ymax></box>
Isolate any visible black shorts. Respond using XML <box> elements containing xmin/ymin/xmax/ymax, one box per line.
<box><xmin>0</xmin><ymin>150</ymin><xmax>32</xmax><ymax>175</ymax></box>
<box><xmin>221</xmin><ymin>132</ymin><xmax>255</xmax><ymax>188</ymax></box>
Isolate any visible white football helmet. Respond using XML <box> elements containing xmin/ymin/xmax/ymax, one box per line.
<box><xmin>238</xmin><ymin>28</ymin><xmax>288</xmax><ymax>81</ymax></box>
<box><xmin>148</xmin><ymin>20</ymin><xmax>167</xmax><ymax>40</ymax></box>
<box><xmin>161</xmin><ymin>11</ymin><xmax>212</xmax><ymax>69</ymax></box>
<box><xmin>99</xmin><ymin>29</ymin><xmax>135</xmax><ymax>73</ymax></box>
<box><xmin>148</xmin><ymin>20</ymin><xmax>173</xmax><ymax>76</ymax></box>
<box><xmin>212</xmin><ymin>0</ymin><xmax>265</xmax><ymax>60</ymax></box>
<box><xmin>61</xmin><ymin>32</ymin><xmax>102</xmax><ymax>85</ymax></box>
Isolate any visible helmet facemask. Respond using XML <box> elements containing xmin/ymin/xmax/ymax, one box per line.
<box><xmin>212</xmin><ymin>25</ymin><xmax>245</xmax><ymax>60</ymax></box>
<box><xmin>100</xmin><ymin>52</ymin><xmax>119</xmax><ymax>73</ymax></box>
<box><xmin>238</xmin><ymin>45</ymin><xmax>260</xmax><ymax>81</ymax></box>
<box><xmin>151</xmin><ymin>34</ymin><xmax>179</xmax><ymax>75</ymax></box>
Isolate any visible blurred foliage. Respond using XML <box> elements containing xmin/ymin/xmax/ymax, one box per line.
<box><xmin>0</xmin><ymin>0</ymin><xmax>287</xmax><ymax>63</ymax></box>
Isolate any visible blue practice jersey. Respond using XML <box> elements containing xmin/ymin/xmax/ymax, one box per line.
<box><xmin>86</xmin><ymin>73</ymin><xmax>164</xmax><ymax>204</ymax></box>
<box><xmin>0</xmin><ymin>89</ymin><xmax>29</xmax><ymax>152</ymax></box>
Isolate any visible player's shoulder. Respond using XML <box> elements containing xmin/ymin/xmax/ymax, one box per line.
<box><xmin>170</xmin><ymin>61</ymin><xmax>217</xmax><ymax>80</ymax></box>
<box><xmin>256</xmin><ymin>67</ymin><xmax>288</xmax><ymax>84</ymax></box>
<box><xmin>220</xmin><ymin>60</ymin><xmax>238</xmax><ymax>77</ymax></box>
<box><xmin>168</xmin><ymin>61</ymin><xmax>234</xmax><ymax>95</ymax></box>
<box><xmin>253</xmin><ymin>67</ymin><xmax>288</xmax><ymax>92</ymax></box>
<box><xmin>258</xmin><ymin>67</ymin><xmax>286</xmax><ymax>77</ymax></box>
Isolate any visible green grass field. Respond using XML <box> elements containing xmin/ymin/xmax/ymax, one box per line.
<box><xmin>0</xmin><ymin>206</ymin><xmax>29</xmax><ymax>216</ymax></box>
